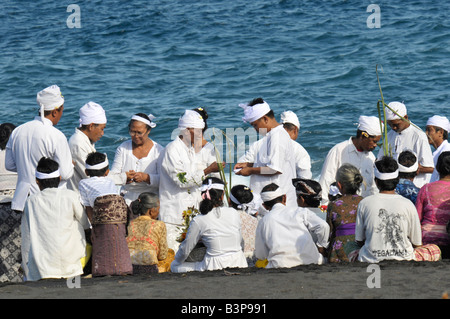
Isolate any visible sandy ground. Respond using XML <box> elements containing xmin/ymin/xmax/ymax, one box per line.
<box><xmin>1</xmin><ymin>260</ymin><xmax>449</xmax><ymax>302</ymax></box>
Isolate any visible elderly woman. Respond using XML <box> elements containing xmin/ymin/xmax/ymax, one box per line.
<box><xmin>127</xmin><ymin>192</ymin><xmax>174</xmax><ymax>273</ymax></box>
<box><xmin>326</xmin><ymin>164</ymin><xmax>364</xmax><ymax>262</ymax></box>
<box><xmin>109</xmin><ymin>113</ymin><xmax>164</xmax><ymax>204</ymax></box>
<box><xmin>416</xmin><ymin>151</ymin><xmax>450</xmax><ymax>259</ymax></box>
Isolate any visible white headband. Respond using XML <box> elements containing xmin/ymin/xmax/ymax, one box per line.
<box><xmin>397</xmin><ymin>161</ymin><xmax>418</xmax><ymax>173</ymax></box>
<box><xmin>260</xmin><ymin>187</ymin><xmax>285</xmax><ymax>202</ymax></box>
<box><xmin>240</xmin><ymin>101</ymin><xmax>271</xmax><ymax>123</ymax></box>
<box><xmin>131</xmin><ymin>114</ymin><xmax>156</xmax><ymax>128</ymax></box>
<box><xmin>85</xmin><ymin>157</ymin><xmax>109</xmax><ymax>170</ymax></box>
<box><xmin>374</xmin><ymin>165</ymin><xmax>399</xmax><ymax>180</ymax></box>
<box><xmin>200</xmin><ymin>180</ymin><xmax>225</xmax><ymax>192</ymax></box>
<box><xmin>36</xmin><ymin>169</ymin><xmax>60</xmax><ymax>179</ymax></box>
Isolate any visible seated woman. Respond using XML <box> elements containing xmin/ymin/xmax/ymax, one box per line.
<box><xmin>79</xmin><ymin>152</ymin><xmax>132</xmax><ymax>277</ymax></box>
<box><xmin>108</xmin><ymin>113</ymin><xmax>164</xmax><ymax>204</ymax></box>
<box><xmin>325</xmin><ymin>164</ymin><xmax>364</xmax><ymax>262</ymax></box>
<box><xmin>228</xmin><ymin>185</ymin><xmax>259</xmax><ymax>265</ymax></box>
<box><xmin>170</xmin><ymin>177</ymin><xmax>248</xmax><ymax>273</ymax></box>
<box><xmin>127</xmin><ymin>192</ymin><xmax>175</xmax><ymax>273</ymax></box>
<box><xmin>416</xmin><ymin>151</ymin><xmax>450</xmax><ymax>259</ymax></box>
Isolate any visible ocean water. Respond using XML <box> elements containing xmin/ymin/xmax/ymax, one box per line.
<box><xmin>1</xmin><ymin>0</ymin><xmax>449</xmax><ymax>179</ymax></box>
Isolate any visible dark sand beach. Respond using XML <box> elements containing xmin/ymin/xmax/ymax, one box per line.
<box><xmin>1</xmin><ymin>260</ymin><xmax>448</xmax><ymax>301</ymax></box>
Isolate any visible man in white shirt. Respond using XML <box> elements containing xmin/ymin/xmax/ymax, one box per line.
<box><xmin>377</xmin><ymin>101</ymin><xmax>434</xmax><ymax>187</ymax></box>
<box><xmin>355</xmin><ymin>156</ymin><xmax>423</xmax><ymax>263</ymax></box>
<box><xmin>425</xmin><ymin>115</ymin><xmax>450</xmax><ymax>183</ymax></box>
<box><xmin>67</xmin><ymin>101</ymin><xmax>107</xmax><ymax>191</ymax></box>
<box><xmin>254</xmin><ymin>183</ymin><xmax>329</xmax><ymax>268</ymax></box>
<box><xmin>5</xmin><ymin>85</ymin><xmax>74</xmax><ymax>212</ymax></box>
<box><xmin>319</xmin><ymin>115</ymin><xmax>382</xmax><ymax>204</ymax></box>
<box><xmin>234</xmin><ymin>98</ymin><xmax>297</xmax><ymax>210</ymax></box>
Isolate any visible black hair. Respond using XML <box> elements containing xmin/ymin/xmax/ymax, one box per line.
<box><xmin>261</xmin><ymin>183</ymin><xmax>284</xmax><ymax>210</ymax></box>
<box><xmin>434</xmin><ymin>126</ymin><xmax>449</xmax><ymax>141</ymax></box>
<box><xmin>282</xmin><ymin>122</ymin><xmax>297</xmax><ymax>132</ymax></box>
<box><xmin>85</xmin><ymin>152</ymin><xmax>109</xmax><ymax>177</ymax></box>
<box><xmin>128</xmin><ymin>113</ymin><xmax>152</xmax><ymax>131</ymax></box>
<box><xmin>292</xmin><ymin>178</ymin><xmax>322</xmax><ymax>207</ymax></box>
<box><xmin>397</xmin><ymin>150</ymin><xmax>418</xmax><ymax>179</ymax></box>
<box><xmin>192</xmin><ymin>107</ymin><xmax>208</xmax><ymax>132</ymax></box>
<box><xmin>0</xmin><ymin>123</ymin><xmax>16</xmax><ymax>150</ymax></box>
<box><xmin>375</xmin><ymin>156</ymin><xmax>399</xmax><ymax>191</ymax></box>
<box><xmin>36</xmin><ymin>157</ymin><xmax>60</xmax><ymax>189</ymax></box>
<box><xmin>248</xmin><ymin>97</ymin><xmax>275</xmax><ymax>119</ymax></box>
<box><xmin>229</xmin><ymin>185</ymin><xmax>254</xmax><ymax>210</ymax></box>
<box><xmin>199</xmin><ymin>177</ymin><xmax>225</xmax><ymax>215</ymax></box>
<box><xmin>436</xmin><ymin>151</ymin><xmax>450</xmax><ymax>178</ymax></box>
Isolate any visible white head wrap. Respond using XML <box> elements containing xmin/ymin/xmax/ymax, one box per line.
<box><xmin>240</xmin><ymin>100</ymin><xmax>271</xmax><ymax>123</ymax></box>
<box><xmin>79</xmin><ymin>101</ymin><xmax>107</xmax><ymax>127</ymax></box>
<box><xmin>36</xmin><ymin>169</ymin><xmax>60</xmax><ymax>180</ymax></box>
<box><xmin>426</xmin><ymin>115</ymin><xmax>450</xmax><ymax>132</ymax></box>
<box><xmin>280</xmin><ymin>110</ymin><xmax>300</xmax><ymax>129</ymax></box>
<box><xmin>200</xmin><ymin>179</ymin><xmax>225</xmax><ymax>200</ymax></box>
<box><xmin>131</xmin><ymin>114</ymin><xmax>156</xmax><ymax>128</ymax></box>
<box><xmin>178</xmin><ymin>110</ymin><xmax>205</xmax><ymax>129</ymax></box>
<box><xmin>36</xmin><ymin>85</ymin><xmax>64</xmax><ymax>122</ymax></box>
<box><xmin>396</xmin><ymin>149</ymin><xmax>419</xmax><ymax>173</ymax></box>
<box><xmin>385</xmin><ymin>101</ymin><xmax>407</xmax><ymax>121</ymax></box>
<box><xmin>85</xmin><ymin>155</ymin><xmax>109</xmax><ymax>170</ymax></box>
<box><xmin>374</xmin><ymin>164</ymin><xmax>399</xmax><ymax>180</ymax></box>
<box><xmin>260</xmin><ymin>186</ymin><xmax>285</xmax><ymax>202</ymax></box>
<box><xmin>358</xmin><ymin>115</ymin><xmax>383</xmax><ymax>136</ymax></box>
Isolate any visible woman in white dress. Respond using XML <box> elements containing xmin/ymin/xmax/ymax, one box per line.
<box><xmin>171</xmin><ymin>177</ymin><xmax>248</xmax><ymax>273</ymax></box>
<box><xmin>108</xmin><ymin>113</ymin><xmax>163</xmax><ymax>204</ymax></box>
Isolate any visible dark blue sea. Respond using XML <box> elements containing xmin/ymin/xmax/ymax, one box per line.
<box><xmin>1</xmin><ymin>0</ymin><xmax>449</xmax><ymax>179</ymax></box>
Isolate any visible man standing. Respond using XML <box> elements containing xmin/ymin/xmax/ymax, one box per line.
<box><xmin>234</xmin><ymin>98</ymin><xmax>297</xmax><ymax>210</ymax></box>
<box><xmin>5</xmin><ymin>85</ymin><xmax>73</xmax><ymax>212</ymax></box>
<box><xmin>425</xmin><ymin>115</ymin><xmax>450</xmax><ymax>183</ymax></box>
<box><xmin>67</xmin><ymin>101</ymin><xmax>107</xmax><ymax>191</ymax></box>
<box><xmin>319</xmin><ymin>115</ymin><xmax>382</xmax><ymax>204</ymax></box>
<box><xmin>377</xmin><ymin>101</ymin><xmax>434</xmax><ymax>187</ymax></box>
<box><xmin>280</xmin><ymin>110</ymin><xmax>312</xmax><ymax>179</ymax></box>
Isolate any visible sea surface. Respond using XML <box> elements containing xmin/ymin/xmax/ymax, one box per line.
<box><xmin>1</xmin><ymin>0</ymin><xmax>449</xmax><ymax>179</ymax></box>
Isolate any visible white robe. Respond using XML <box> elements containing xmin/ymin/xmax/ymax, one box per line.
<box><xmin>254</xmin><ymin>203</ymin><xmax>329</xmax><ymax>268</ymax></box>
<box><xmin>239</xmin><ymin>125</ymin><xmax>297</xmax><ymax>210</ymax></box>
<box><xmin>108</xmin><ymin>139</ymin><xmax>164</xmax><ymax>204</ymax></box>
<box><xmin>430</xmin><ymin>140</ymin><xmax>450</xmax><ymax>183</ymax></box>
<box><xmin>171</xmin><ymin>206</ymin><xmax>248</xmax><ymax>273</ymax></box>
<box><xmin>319</xmin><ymin>137</ymin><xmax>378</xmax><ymax>205</ymax></box>
<box><xmin>67</xmin><ymin>128</ymin><xmax>96</xmax><ymax>192</ymax></box>
<box><xmin>5</xmin><ymin>117</ymin><xmax>74</xmax><ymax>211</ymax></box>
<box><xmin>21</xmin><ymin>188</ymin><xmax>90</xmax><ymax>281</ymax></box>
<box><xmin>377</xmin><ymin>125</ymin><xmax>434</xmax><ymax>187</ymax></box>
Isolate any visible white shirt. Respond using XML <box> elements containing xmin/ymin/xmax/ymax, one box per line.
<box><xmin>171</xmin><ymin>206</ymin><xmax>248</xmax><ymax>273</ymax></box>
<box><xmin>378</xmin><ymin>125</ymin><xmax>434</xmax><ymax>187</ymax></box>
<box><xmin>67</xmin><ymin>128</ymin><xmax>96</xmax><ymax>192</ymax></box>
<box><xmin>21</xmin><ymin>188</ymin><xmax>90</xmax><ymax>281</ymax></box>
<box><xmin>159</xmin><ymin>136</ymin><xmax>205</xmax><ymax>225</ymax></box>
<box><xmin>430</xmin><ymin>140</ymin><xmax>450</xmax><ymax>183</ymax></box>
<box><xmin>240</xmin><ymin>138</ymin><xmax>312</xmax><ymax>179</ymax></box>
<box><xmin>241</xmin><ymin>125</ymin><xmax>297</xmax><ymax>209</ymax></box>
<box><xmin>108</xmin><ymin>139</ymin><xmax>164</xmax><ymax>203</ymax></box>
<box><xmin>255</xmin><ymin>203</ymin><xmax>329</xmax><ymax>268</ymax></box>
<box><xmin>78</xmin><ymin>176</ymin><xmax>121</xmax><ymax>208</ymax></box>
<box><xmin>355</xmin><ymin>193</ymin><xmax>422</xmax><ymax>263</ymax></box>
<box><xmin>5</xmin><ymin>117</ymin><xmax>74</xmax><ymax>211</ymax></box>
<box><xmin>319</xmin><ymin>137</ymin><xmax>378</xmax><ymax>205</ymax></box>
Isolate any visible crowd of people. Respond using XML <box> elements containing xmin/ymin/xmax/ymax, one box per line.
<box><xmin>0</xmin><ymin>84</ymin><xmax>449</xmax><ymax>282</ymax></box>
